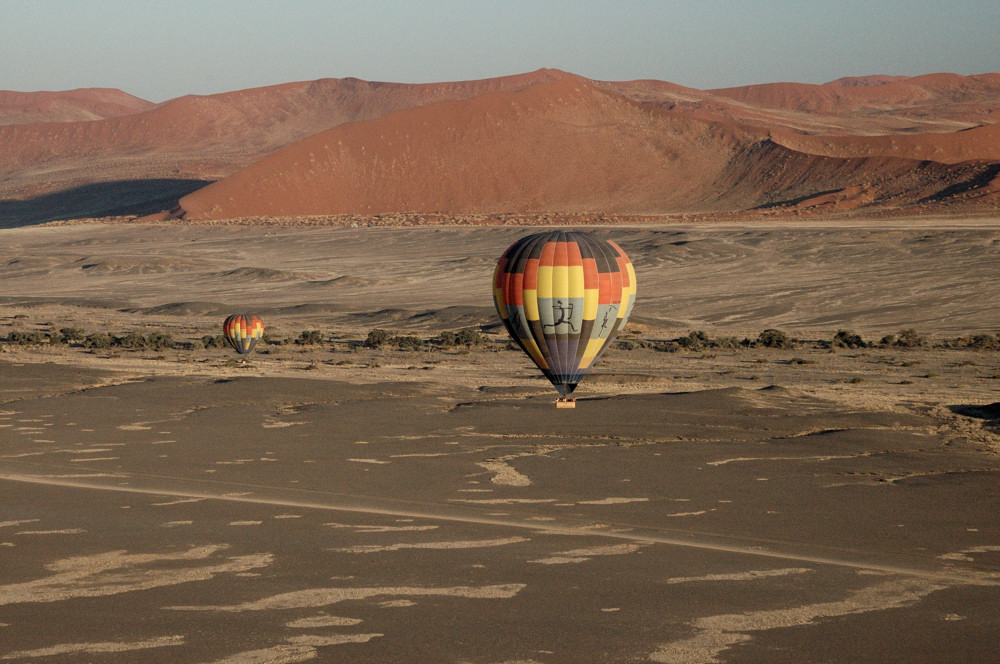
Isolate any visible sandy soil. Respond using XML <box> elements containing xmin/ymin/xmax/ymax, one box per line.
<box><xmin>1</xmin><ymin>219</ymin><xmax>999</xmax><ymax>663</ymax></box>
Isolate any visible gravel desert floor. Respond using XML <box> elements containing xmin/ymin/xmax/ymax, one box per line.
<box><xmin>1</xmin><ymin>218</ymin><xmax>999</xmax><ymax>663</ymax></box>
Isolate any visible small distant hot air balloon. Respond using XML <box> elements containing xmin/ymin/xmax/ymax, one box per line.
<box><xmin>493</xmin><ymin>232</ymin><xmax>636</xmax><ymax>406</ymax></box>
<box><xmin>223</xmin><ymin>314</ymin><xmax>264</xmax><ymax>355</ymax></box>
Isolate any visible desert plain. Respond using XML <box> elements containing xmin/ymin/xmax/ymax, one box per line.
<box><xmin>3</xmin><ymin>68</ymin><xmax>1000</xmax><ymax>662</ymax></box>
<box><xmin>1</xmin><ymin>218</ymin><xmax>999</xmax><ymax>663</ymax></box>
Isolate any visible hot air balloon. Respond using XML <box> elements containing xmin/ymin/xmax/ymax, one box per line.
<box><xmin>223</xmin><ymin>314</ymin><xmax>264</xmax><ymax>355</ymax></box>
<box><xmin>493</xmin><ymin>232</ymin><xmax>636</xmax><ymax>406</ymax></box>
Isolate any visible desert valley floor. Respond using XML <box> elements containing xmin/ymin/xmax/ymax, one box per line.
<box><xmin>1</xmin><ymin>218</ymin><xmax>999</xmax><ymax>663</ymax></box>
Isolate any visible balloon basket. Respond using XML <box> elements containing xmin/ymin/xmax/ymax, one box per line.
<box><xmin>556</xmin><ymin>398</ymin><xmax>576</xmax><ymax>409</ymax></box>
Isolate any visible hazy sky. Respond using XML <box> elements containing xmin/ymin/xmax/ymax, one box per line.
<box><xmin>3</xmin><ymin>0</ymin><xmax>998</xmax><ymax>102</ymax></box>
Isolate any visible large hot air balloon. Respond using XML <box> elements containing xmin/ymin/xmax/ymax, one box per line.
<box><xmin>493</xmin><ymin>232</ymin><xmax>636</xmax><ymax>404</ymax></box>
<box><xmin>223</xmin><ymin>314</ymin><xmax>264</xmax><ymax>355</ymax></box>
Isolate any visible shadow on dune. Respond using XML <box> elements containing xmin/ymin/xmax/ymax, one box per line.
<box><xmin>949</xmin><ymin>402</ymin><xmax>1000</xmax><ymax>432</ymax></box>
<box><xmin>0</xmin><ymin>178</ymin><xmax>211</xmax><ymax>228</ymax></box>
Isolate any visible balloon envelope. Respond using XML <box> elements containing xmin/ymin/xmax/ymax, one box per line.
<box><xmin>223</xmin><ymin>314</ymin><xmax>264</xmax><ymax>355</ymax></box>
<box><xmin>493</xmin><ymin>232</ymin><xmax>636</xmax><ymax>395</ymax></box>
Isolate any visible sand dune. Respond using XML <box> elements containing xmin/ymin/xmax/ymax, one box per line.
<box><xmin>169</xmin><ymin>76</ymin><xmax>997</xmax><ymax>219</ymax></box>
<box><xmin>0</xmin><ymin>88</ymin><xmax>154</xmax><ymax>125</ymax></box>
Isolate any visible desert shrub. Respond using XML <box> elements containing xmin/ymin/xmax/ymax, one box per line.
<box><xmin>970</xmin><ymin>334</ymin><xmax>1000</xmax><ymax>350</ymax></box>
<box><xmin>879</xmin><ymin>334</ymin><xmax>896</xmax><ymax>347</ymax></box>
<box><xmin>146</xmin><ymin>331</ymin><xmax>174</xmax><ymax>350</ymax></box>
<box><xmin>59</xmin><ymin>327</ymin><xmax>87</xmax><ymax>342</ymax></box>
<box><xmin>116</xmin><ymin>331</ymin><xmax>148</xmax><ymax>349</ymax></box>
<box><xmin>201</xmin><ymin>334</ymin><xmax>228</xmax><ymax>348</ymax></box>
<box><xmin>832</xmin><ymin>329</ymin><xmax>866</xmax><ymax>349</ymax></box>
<box><xmin>894</xmin><ymin>328</ymin><xmax>925</xmax><ymax>348</ymax></box>
<box><xmin>757</xmin><ymin>328</ymin><xmax>791</xmax><ymax>349</ymax></box>
<box><xmin>84</xmin><ymin>332</ymin><xmax>114</xmax><ymax>349</ymax></box>
<box><xmin>295</xmin><ymin>330</ymin><xmax>324</xmax><ymax>345</ymax></box>
<box><xmin>436</xmin><ymin>328</ymin><xmax>487</xmax><ymax>347</ymax></box>
<box><xmin>715</xmin><ymin>336</ymin><xmax>742</xmax><ymax>349</ymax></box>
<box><xmin>677</xmin><ymin>330</ymin><xmax>710</xmax><ymax>351</ymax></box>
<box><xmin>6</xmin><ymin>330</ymin><xmax>45</xmax><ymax>345</ymax></box>
<box><xmin>364</xmin><ymin>328</ymin><xmax>392</xmax><ymax>348</ymax></box>
<box><xmin>262</xmin><ymin>332</ymin><xmax>287</xmax><ymax>346</ymax></box>
<box><xmin>395</xmin><ymin>335</ymin><xmax>424</xmax><ymax>351</ymax></box>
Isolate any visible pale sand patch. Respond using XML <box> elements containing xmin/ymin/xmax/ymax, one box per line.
<box><xmin>323</xmin><ymin>522</ymin><xmax>438</xmax><ymax>533</ymax></box>
<box><xmin>347</xmin><ymin>458</ymin><xmax>389</xmax><ymax>464</ymax></box>
<box><xmin>0</xmin><ymin>635</ymin><xmax>184</xmax><ymax>659</ymax></box>
<box><xmin>578</xmin><ymin>497</ymin><xmax>650</xmax><ymax>505</ymax></box>
<box><xmin>229</xmin><ymin>521</ymin><xmax>263</xmax><ymax>526</ymax></box>
<box><xmin>168</xmin><ymin>583</ymin><xmax>526</xmax><ymax>611</ymax></box>
<box><xmin>151</xmin><ymin>497</ymin><xmax>205</xmax><ymax>506</ymax></box>
<box><xmin>285</xmin><ymin>616</ymin><xmax>363</xmax><ymax>628</ymax></box>
<box><xmin>14</xmin><ymin>529</ymin><xmax>86</xmax><ymax>536</ymax></box>
<box><xmin>477</xmin><ymin>460</ymin><xmax>531</xmax><ymax>487</ymax></box>
<box><xmin>649</xmin><ymin>577</ymin><xmax>945</xmax><ymax>664</ymax></box>
<box><xmin>0</xmin><ymin>519</ymin><xmax>39</xmax><ymax>528</ymax></box>
<box><xmin>380</xmin><ymin>599</ymin><xmax>416</xmax><ymax>607</ymax></box>
<box><xmin>161</xmin><ymin>521</ymin><xmax>193</xmax><ymax>528</ymax></box>
<box><xmin>286</xmin><ymin>634</ymin><xmax>381</xmax><ymax>646</ymax></box>
<box><xmin>262</xmin><ymin>421</ymin><xmax>302</xmax><ymax>429</ymax></box>
<box><xmin>706</xmin><ymin>457</ymin><xmax>763</xmax><ymax>466</ymax></box>
<box><xmin>0</xmin><ymin>544</ymin><xmax>271</xmax><ymax>605</ymax></box>
<box><xmin>450</xmin><ymin>498</ymin><xmax>556</xmax><ymax>505</ymax></box>
<box><xmin>666</xmin><ymin>511</ymin><xmax>708</xmax><ymax>518</ymax></box>
<box><xmin>70</xmin><ymin>457</ymin><xmax>119</xmax><ymax>462</ymax></box>
<box><xmin>531</xmin><ymin>543</ymin><xmax>643</xmax><ymax>565</ymax></box>
<box><xmin>203</xmin><ymin>644</ymin><xmax>315</xmax><ymax>664</ymax></box>
<box><xmin>117</xmin><ymin>424</ymin><xmax>152</xmax><ymax>431</ymax></box>
<box><xmin>938</xmin><ymin>545</ymin><xmax>1000</xmax><ymax>562</ymax></box>
<box><xmin>331</xmin><ymin>537</ymin><xmax>528</xmax><ymax>554</ymax></box>
<box><xmin>665</xmin><ymin>568</ymin><xmax>814</xmax><ymax>584</ymax></box>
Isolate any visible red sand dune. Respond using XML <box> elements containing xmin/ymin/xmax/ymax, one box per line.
<box><xmin>0</xmin><ymin>70</ymin><xmax>567</xmax><ymax>188</ymax></box>
<box><xmin>172</xmin><ymin>75</ymin><xmax>998</xmax><ymax>219</ymax></box>
<box><xmin>2</xmin><ymin>69</ymin><xmax>999</xmax><ymax>222</ymax></box>
<box><xmin>0</xmin><ymin>88</ymin><xmax>154</xmax><ymax>125</ymax></box>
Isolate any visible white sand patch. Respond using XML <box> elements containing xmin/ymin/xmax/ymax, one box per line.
<box><xmin>531</xmin><ymin>543</ymin><xmax>643</xmax><ymax>565</ymax></box>
<box><xmin>578</xmin><ymin>497</ymin><xmax>650</xmax><ymax>505</ymax></box>
<box><xmin>0</xmin><ymin>544</ymin><xmax>271</xmax><ymax>605</ymax></box>
<box><xmin>0</xmin><ymin>635</ymin><xmax>184</xmax><ymax>659</ymax></box>
<box><xmin>477</xmin><ymin>460</ymin><xmax>531</xmax><ymax>487</ymax></box>
<box><xmin>665</xmin><ymin>568</ymin><xmax>814</xmax><ymax>585</ymax></box>
<box><xmin>274</xmin><ymin>514</ymin><xmax>303</xmax><ymax>519</ymax></box>
<box><xmin>70</xmin><ymin>457</ymin><xmax>119</xmax><ymax>462</ymax></box>
<box><xmin>15</xmin><ymin>529</ymin><xmax>86</xmax><ymax>536</ymax></box>
<box><xmin>162</xmin><ymin>521</ymin><xmax>193</xmax><ymax>528</ymax></box>
<box><xmin>649</xmin><ymin>577</ymin><xmax>945</xmax><ymax>663</ymax></box>
<box><xmin>216</xmin><ymin>459</ymin><xmax>257</xmax><ymax>465</ymax></box>
<box><xmin>666</xmin><ymin>511</ymin><xmax>708</xmax><ymax>518</ymax></box>
<box><xmin>331</xmin><ymin>537</ymin><xmax>528</xmax><ymax>554</ymax></box>
<box><xmin>168</xmin><ymin>583</ymin><xmax>526</xmax><ymax>612</ymax></box>
<box><xmin>380</xmin><ymin>599</ymin><xmax>416</xmax><ymax>607</ymax></box>
<box><xmin>229</xmin><ymin>521</ymin><xmax>263</xmax><ymax>526</ymax></box>
<box><xmin>286</xmin><ymin>615</ymin><xmax>363</xmax><ymax>628</ymax></box>
<box><xmin>347</xmin><ymin>458</ymin><xmax>389</xmax><ymax>464</ymax></box>
<box><xmin>0</xmin><ymin>519</ymin><xmax>39</xmax><ymax>529</ymax></box>
<box><xmin>118</xmin><ymin>424</ymin><xmax>152</xmax><ymax>431</ymax></box>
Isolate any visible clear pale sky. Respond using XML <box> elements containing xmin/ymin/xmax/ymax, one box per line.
<box><xmin>2</xmin><ymin>0</ymin><xmax>998</xmax><ymax>102</ymax></box>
